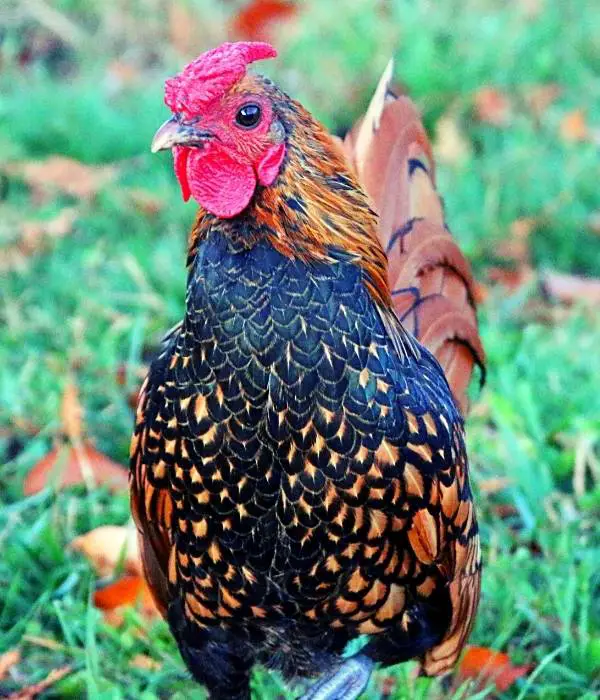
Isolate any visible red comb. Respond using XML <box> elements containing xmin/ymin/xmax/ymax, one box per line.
<box><xmin>164</xmin><ymin>41</ymin><xmax>277</xmax><ymax>116</ymax></box>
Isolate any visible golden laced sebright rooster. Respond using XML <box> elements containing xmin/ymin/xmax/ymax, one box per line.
<box><xmin>130</xmin><ymin>41</ymin><xmax>485</xmax><ymax>700</ymax></box>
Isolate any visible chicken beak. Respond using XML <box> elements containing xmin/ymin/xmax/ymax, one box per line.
<box><xmin>151</xmin><ymin>116</ymin><xmax>213</xmax><ymax>153</ymax></box>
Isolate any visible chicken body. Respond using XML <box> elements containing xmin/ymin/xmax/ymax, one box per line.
<box><xmin>131</xmin><ymin>43</ymin><xmax>482</xmax><ymax>700</ymax></box>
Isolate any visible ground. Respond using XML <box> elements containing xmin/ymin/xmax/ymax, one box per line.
<box><xmin>0</xmin><ymin>0</ymin><xmax>599</xmax><ymax>698</ymax></box>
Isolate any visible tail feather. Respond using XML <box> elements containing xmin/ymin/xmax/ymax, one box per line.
<box><xmin>343</xmin><ymin>63</ymin><xmax>485</xmax><ymax>413</ymax></box>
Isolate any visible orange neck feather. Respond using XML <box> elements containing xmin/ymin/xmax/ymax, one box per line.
<box><xmin>187</xmin><ymin>99</ymin><xmax>392</xmax><ymax>310</ymax></box>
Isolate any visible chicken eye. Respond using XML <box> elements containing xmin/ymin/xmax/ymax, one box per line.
<box><xmin>235</xmin><ymin>103</ymin><xmax>261</xmax><ymax>129</ymax></box>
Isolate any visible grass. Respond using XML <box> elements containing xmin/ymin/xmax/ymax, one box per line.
<box><xmin>1</xmin><ymin>0</ymin><xmax>599</xmax><ymax>697</ymax></box>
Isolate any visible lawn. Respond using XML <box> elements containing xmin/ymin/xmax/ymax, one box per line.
<box><xmin>1</xmin><ymin>0</ymin><xmax>599</xmax><ymax>698</ymax></box>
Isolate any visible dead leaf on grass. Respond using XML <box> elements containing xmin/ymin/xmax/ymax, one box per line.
<box><xmin>474</xmin><ymin>87</ymin><xmax>512</xmax><ymax>127</ymax></box>
<box><xmin>479</xmin><ymin>477</ymin><xmax>512</xmax><ymax>495</ymax></box>
<box><xmin>130</xmin><ymin>653</ymin><xmax>162</xmax><ymax>671</ymax></box>
<box><xmin>526</xmin><ymin>83</ymin><xmax>561</xmax><ymax>118</ymax></box>
<box><xmin>70</xmin><ymin>525</ymin><xmax>140</xmax><ymax>577</ymax></box>
<box><xmin>0</xmin><ymin>207</ymin><xmax>78</xmax><ymax>273</ymax></box>
<box><xmin>434</xmin><ymin>114</ymin><xmax>472</xmax><ymax>165</ymax></box>
<box><xmin>93</xmin><ymin>574</ymin><xmax>159</xmax><ymax>625</ymax></box>
<box><xmin>541</xmin><ymin>271</ymin><xmax>600</xmax><ymax>305</ymax></box>
<box><xmin>0</xmin><ymin>649</ymin><xmax>21</xmax><ymax>682</ymax></box>
<box><xmin>3</xmin><ymin>156</ymin><xmax>116</xmax><ymax>202</ymax></box>
<box><xmin>23</xmin><ymin>441</ymin><xmax>128</xmax><ymax>495</ymax></box>
<box><xmin>559</xmin><ymin>109</ymin><xmax>588</xmax><ymax>142</ymax></box>
<box><xmin>232</xmin><ymin>0</ymin><xmax>298</xmax><ymax>42</ymax></box>
<box><xmin>457</xmin><ymin>645</ymin><xmax>532</xmax><ymax>692</ymax></box>
<box><xmin>6</xmin><ymin>666</ymin><xmax>71</xmax><ymax>700</ymax></box>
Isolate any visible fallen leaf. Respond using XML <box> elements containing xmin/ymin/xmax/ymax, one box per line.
<box><xmin>126</xmin><ymin>188</ymin><xmax>163</xmax><ymax>216</ymax></box>
<box><xmin>232</xmin><ymin>0</ymin><xmax>298</xmax><ymax>42</ymax></box>
<box><xmin>70</xmin><ymin>525</ymin><xmax>140</xmax><ymax>577</ymax></box>
<box><xmin>541</xmin><ymin>271</ymin><xmax>600</xmax><ymax>305</ymax></box>
<box><xmin>474</xmin><ymin>87</ymin><xmax>512</xmax><ymax>127</ymax></box>
<box><xmin>479</xmin><ymin>477</ymin><xmax>512</xmax><ymax>495</ymax></box>
<box><xmin>588</xmin><ymin>211</ymin><xmax>600</xmax><ymax>235</ymax></box>
<box><xmin>3</xmin><ymin>156</ymin><xmax>116</xmax><ymax>202</ymax></box>
<box><xmin>130</xmin><ymin>653</ymin><xmax>162</xmax><ymax>671</ymax></box>
<box><xmin>0</xmin><ymin>649</ymin><xmax>20</xmax><ymax>681</ymax></box>
<box><xmin>6</xmin><ymin>666</ymin><xmax>71</xmax><ymax>700</ymax></box>
<box><xmin>458</xmin><ymin>646</ymin><xmax>532</xmax><ymax>692</ymax></box>
<box><xmin>61</xmin><ymin>380</ymin><xmax>83</xmax><ymax>443</ymax></box>
<box><xmin>168</xmin><ymin>2</ymin><xmax>201</xmax><ymax>56</ymax></box>
<box><xmin>526</xmin><ymin>83</ymin><xmax>561</xmax><ymax>118</ymax></box>
<box><xmin>559</xmin><ymin>109</ymin><xmax>588</xmax><ymax>142</ymax></box>
<box><xmin>94</xmin><ymin>575</ymin><xmax>159</xmax><ymax>623</ymax></box>
<box><xmin>434</xmin><ymin>114</ymin><xmax>472</xmax><ymax>165</ymax></box>
<box><xmin>23</xmin><ymin>442</ymin><xmax>128</xmax><ymax>495</ymax></box>
<box><xmin>487</xmin><ymin>266</ymin><xmax>534</xmax><ymax>292</ymax></box>
<box><xmin>0</xmin><ymin>208</ymin><xmax>78</xmax><ymax>272</ymax></box>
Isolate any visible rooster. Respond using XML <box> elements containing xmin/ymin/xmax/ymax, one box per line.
<box><xmin>130</xmin><ymin>41</ymin><xmax>484</xmax><ymax>700</ymax></box>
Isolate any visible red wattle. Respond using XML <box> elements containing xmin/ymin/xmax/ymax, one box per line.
<box><xmin>186</xmin><ymin>148</ymin><xmax>256</xmax><ymax>218</ymax></box>
<box><xmin>174</xmin><ymin>147</ymin><xmax>191</xmax><ymax>201</ymax></box>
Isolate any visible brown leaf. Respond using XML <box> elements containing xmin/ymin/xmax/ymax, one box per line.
<box><xmin>23</xmin><ymin>442</ymin><xmax>128</xmax><ymax>495</ymax></box>
<box><xmin>126</xmin><ymin>189</ymin><xmax>163</xmax><ymax>216</ymax></box>
<box><xmin>168</xmin><ymin>2</ymin><xmax>200</xmax><ymax>56</ymax></box>
<box><xmin>457</xmin><ymin>646</ymin><xmax>532</xmax><ymax>692</ymax></box>
<box><xmin>70</xmin><ymin>525</ymin><xmax>141</xmax><ymax>577</ymax></box>
<box><xmin>479</xmin><ymin>477</ymin><xmax>512</xmax><ymax>495</ymax></box>
<box><xmin>0</xmin><ymin>208</ymin><xmax>78</xmax><ymax>273</ymax></box>
<box><xmin>60</xmin><ymin>380</ymin><xmax>83</xmax><ymax>442</ymax></box>
<box><xmin>487</xmin><ymin>265</ymin><xmax>534</xmax><ymax>292</ymax></box>
<box><xmin>0</xmin><ymin>649</ymin><xmax>20</xmax><ymax>682</ymax></box>
<box><xmin>526</xmin><ymin>83</ymin><xmax>561</xmax><ymax>118</ymax></box>
<box><xmin>6</xmin><ymin>666</ymin><xmax>71</xmax><ymax>700</ymax></box>
<box><xmin>130</xmin><ymin>654</ymin><xmax>162</xmax><ymax>671</ymax></box>
<box><xmin>559</xmin><ymin>110</ymin><xmax>588</xmax><ymax>142</ymax></box>
<box><xmin>3</xmin><ymin>156</ymin><xmax>116</xmax><ymax>202</ymax></box>
<box><xmin>588</xmin><ymin>211</ymin><xmax>600</xmax><ymax>235</ymax></box>
<box><xmin>94</xmin><ymin>575</ymin><xmax>159</xmax><ymax>624</ymax></box>
<box><xmin>474</xmin><ymin>87</ymin><xmax>512</xmax><ymax>127</ymax></box>
<box><xmin>541</xmin><ymin>271</ymin><xmax>600</xmax><ymax>305</ymax></box>
<box><xmin>434</xmin><ymin>114</ymin><xmax>472</xmax><ymax>165</ymax></box>
<box><xmin>232</xmin><ymin>0</ymin><xmax>298</xmax><ymax>42</ymax></box>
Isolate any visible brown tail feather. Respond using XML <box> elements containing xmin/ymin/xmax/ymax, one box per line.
<box><xmin>343</xmin><ymin>62</ymin><xmax>485</xmax><ymax>414</ymax></box>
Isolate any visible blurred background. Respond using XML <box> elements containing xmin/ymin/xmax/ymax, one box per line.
<box><xmin>0</xmin><ymin>0</ymin><xmax>599</xmax><ymax>697</ymax></box>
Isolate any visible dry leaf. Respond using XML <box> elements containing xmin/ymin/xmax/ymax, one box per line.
<box><xmin>130</xmin><ymin>653</ymin><xmax>162</xmax><ymax>671</ymax></box>
<box><xmin>559</xmin><ymin>110</ymin><xmax>588</xmax><ymax>142</ymax></box>
<box><xmin>0</xmin><ymin>649</ymin><xmax>20</xmax><ymax>682</ymax></box>
<box><xmin>4</xmin><ymin>156</ymin><xmax>116</xmax><ymax>202</ymax></box>
<box><xmin>588</xmin><ymin>211</ymin><xmax>600</xmax><ymax>235</ymax></box>
<box><xmin>70</xmin><ymin>525</ymin><xmax>141</xmax><ymax>577</ymax></box>
<box><xmin>487</xmin><ymin>266</ymin><xmax>534</xmax><ymax>292</ymax></box>
<box><xmin>0</xmin><ymin>208</ymin><xmax>78</xmax><ymax>273</ymax></box>
<box><xmin>232</xmin><ymin>0</ymin><xmax>298</xmax><ymax>42</ymax></box>
<box><xmin>6</xmin><ymin>666</ymin><xmax>71</xmax><ymax>700</ymax></box>
<box><xmin>474</xmin><ymin>87</ymin><xmax>512</xmax><ymax>127</ymax></box>
<box><xmin>479</xmin><ymin>477</ymin><xmax>512</xmax><ymax>495</ymax></box>
<box><xmin>23</xmin><ymin>442</ymin><xmax>128</xmax><ymax>495</ymax></box>
<box><xmin>94</xmin><ymin>575</ymin><xmax>159</xmax><ymax>623</ymax></box>
<box><xmin>541</xmin><ymin>271</ymin><xmax>600</xmax><ymax>305</ymax></box>
<box><xmin>60</xmin><ymin>380</ymin><xmax>83</xmax><ymax>442</ymax></box>
<box><xmin>434</xmin><ymin>114</ymin><xmax>471</xmax><ymax>165</ymax></box>
<box><xmin>457</xmin><ymin>646</ymin><xmax>532</xmax><ymax>692</ymax></box>
<box><xmin>168</xmin><ymin>2</ymin><xmax>200</xmax><ymax>56</ymax></box>
<box><xmin>526</xmin><ymin>83</ymin><xmax>561</xmax><ymax>118</ymax></box>
<box><xmin>127</xmin><ymin>189</ymin><xmax>163</xmax><ymax>216</ymax></box>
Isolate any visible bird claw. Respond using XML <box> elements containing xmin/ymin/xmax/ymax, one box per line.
<box><xmin>298</xmin><ymin>654</ymin><xmax>374</xmax><ymax>700</ymax></box>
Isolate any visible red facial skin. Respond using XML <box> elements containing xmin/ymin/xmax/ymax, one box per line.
<box><xmin>163</xmin><ymin>42</ymin><xmax>286</xmax><ymax>219</ymax></box>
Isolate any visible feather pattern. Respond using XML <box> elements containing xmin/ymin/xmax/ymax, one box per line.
<box><xmin>343</xmin><ymin>63</ymin><xmax>485</xmax><ymax>413</ymax></box>
<box><xmin>131</xmin><ymin>55</ymin><xmax>483</xmax><ymax>698</ymax></box>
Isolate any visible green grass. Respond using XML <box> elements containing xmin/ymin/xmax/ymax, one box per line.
<box><xmin>1</xmin><ymin>0</ymin><xmax>599</xmax><ymax>697</ymax></box>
